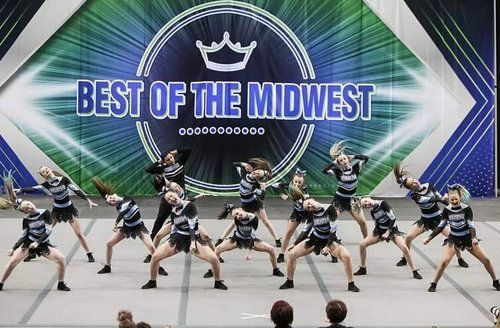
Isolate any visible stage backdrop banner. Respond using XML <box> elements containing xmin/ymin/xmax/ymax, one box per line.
<box><xmin>0</xmin><ymin>0</ymin><xmax>495</xmax><ymax>197</ymax></box>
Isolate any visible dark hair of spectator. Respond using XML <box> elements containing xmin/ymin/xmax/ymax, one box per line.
<box><xmin>270</xmin><ymin>300</ymin><xmax>293</xmax><ymax>327</ymax></box>
<box><xmin>326</xmin><ymin>299</ymin><xmax>347</xmax><ymax>323</ymax></box>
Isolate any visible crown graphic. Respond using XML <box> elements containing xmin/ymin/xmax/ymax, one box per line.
<box><xmin>196</xmin><ymin>32</ymin><xmax>257</xmax><ymax>72</ymax></box>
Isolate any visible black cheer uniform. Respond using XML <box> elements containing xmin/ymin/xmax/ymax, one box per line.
<box><xmin>410</xmin><ymin>183</ymin><xmax>447</xmax><ymax>231</ymax></box>
<box><xmin>236</xmin><ymin>163</ymin><xmax>265</xmax><ymax>213</ymax></box>
<box><xmin>299</xmin><ymin>205</ymin><xmax>341</xmax><ymax>255</ymax></box>
<box><xmin>369</xmin><ymin>200</ymin><xmax>403</xmax><ymax>239</ymax></box>
<box><xmin>12</xmin><ymin>209</ymin><xmax>54</xmax><ymax>257</ymax></box>
<box><xmin>323</xmin><ymin>155</ymin><xmax>368</xmax><ymax>212</ymax></box>
<box><xmin>168</xmin><ymin>201</ymin><xmax>207</xmax><ymax>253</ymax></box>
<box><xmin>228</xmin><ymin>213</ymin><xmax>261</xmax><ymax>249</ymax></box>
<box><xmin>429</xmin><ymin>203</ymin><xmax>476</xmax><ymax>251</ymax></box>
<box><xmin>20</xmin><ymin>176</ymin><xmax>89</xmax><ymax>223</ymax></box>
<box><xmin>145</xmin><ymin>148</ymin><xmax>191</xmax><ymax>239</ymax></box>
<box><xmin>114</xmin><ymin>197</ymin><xmax>148</xmax><ymax>239</ymax></box>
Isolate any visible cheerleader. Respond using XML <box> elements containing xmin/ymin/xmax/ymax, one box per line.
<box><xmin>150</xmin><ymin>178</ymin><xmax>206</xmax><ymax>248</ymax></box>
<box><xmin>353</xmin><ymin>197</ymin><xmax>422</xmax><ymax>279</ymax></box>
<box><xmin>91</xmin><ymin>178</ymin><xmax>167</xmax><ymax>276</ymax></box>
<box><xmin>202</xmin><ymin>205</ymin><xmax>284</xmax><ymax>279</ymax></box>
<box><xmin>322</xmin><ymin>141</ymin><xmax>369</xmax><ymax>239</ymax></box>
<box><xmin>424</xmin><ymin>184</ymin><xmax>499</xmax><ymax>292</ymax></box>
<box><xmin>271</xmin><ymin>169</ymin><xmax>311</xmax><ymax>263</ymax></box>
<box><xmin>394</xmin><ymin>162</ymin><xmax>468</xmax><ymax>268</ymax></box>
<box><xmin>0</xmin><ymin>174</ymin><xmax>70</xmax><ymax>291</ymax></box>
<box><xmin>144</xmin><ymin>148</ymin><xmax>191</xmax><ymax>263</ymax></box>
<box><xmin>279</xmin><ymin>186</ymin><xmax>359</xmax><ymax>292</ymax></box>
<box><xmin>141</xmin><ymin>190</ymin><xmax>227</xmax><ymax>290</ymax></box>
<box><xmin>15</xmin><ymin>166</ymin><xmax>96</xmax><ymax>262</ymax></box>
<box><xmin>229</xmin><ymin>158</ymin><xmax>281</xmax><ymax>247</ymax></box>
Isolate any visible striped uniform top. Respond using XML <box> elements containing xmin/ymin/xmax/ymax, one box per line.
<box><xmin>324</xmin><ymin>155</ymin><xmax>368</xmax><ymax>198</ymax></box>
<box><xmin>20</xmin><ymin>176</ymin><xmax>88</xmax><ymax>209</ymax></box>
<box><xmin>431</xmin><ymin>203</ymin><xmax>474</xmax><ymax>238</ymax></box>
<box><xmin>20</xmin><ymin>209</ymin><xmax>52</xmax><ymax>245</ymax></box>
<box><xmin>369</xmin><ymin>200</ymin><xmax>397</xmax><ymax>232</ymax></box>
<box><xmin>237</xmin><ymin>168</ymin><xmax>263</xmax><ymax>204</ymax></box>
<box><xmin>170</xmin><ymin>201</ymin><xmax>199</xmax><ymax>237</ymax></box>
<box><xmin>234</xmin><ymin>213</ymin><xmax>259</xmax><ymax>240</ymax></box>
<box><xmin>302</xmin><ymin>204</ymin><xmax>339</xmax><ymax>240</ymax></box>
<box><xmin>410</xmin><ymin>183</ymin><xmax>444</xmax><ymax>219</ymax></box>
<box><xmin>145</xmin><ymin>148</ymin><xmax>191</xmax><ymax>188</ymax></box>
<box><xmin>115</xmin><ymin>197</ymin><xmax>142</xmax><ymax>227</ymax></box>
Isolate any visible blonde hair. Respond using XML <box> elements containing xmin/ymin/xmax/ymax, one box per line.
<box><xmin>447</xmin><ymin>184</ymin><xmax>471</xmax><ymax>203</ymax></box>
<box><xmin>288</xmin><ymin>184</ymin><xmax>306</xmax><ymax>202</ymax></box>
<box><xmin>0</xmin><ymin>171</ymin><xmax>19</xmax><ymax>210</ymax></box>
<box><xmin>329</xmin><ymin>140</ymin><xmax>349</xmax><ymax>160</ymax></box>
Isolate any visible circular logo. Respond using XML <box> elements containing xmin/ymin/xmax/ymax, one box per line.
<box><xmin>136</xmin><ymin>1</ymin><xmax>315</xmax><ymax>194</ymax></box>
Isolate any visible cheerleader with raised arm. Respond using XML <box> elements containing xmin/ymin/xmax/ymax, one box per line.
<box><xmin>424</xmin><ymin>184</ymin><xmax>499</xmax><ymax>292</ymax></box>
<box><xmin>15</xmin><ymin>166</ymin><xmax>96</xmax><ymax>263</ymax></box>
<box><xmin>141</xmin><ymin>190</ymin><xmax>227</xmax><ymax>290</ymax></box>
<box><xmin>353</xmin><ymin>197</ymin><xmax>422</xmax><ymax>280</ymax></box>
<box><xmin>322</xmin><ymin>141</ymin><xmax>369</xmax><ymax>240</ymax></box>
<box><xmin>226</xmin><ymin>158</ymin><xmax>281</xmax><ymax>247</ymax></box>
<box><xmin>271</xmin><ymin>168</ymin><xmax>311</xmax><ymax>263</ymax></box>
<box><xmin>279</xmin><ymin>186</ymin><xmax>359</xmax><ymax>292</ymax></box>
<box><xmin>91</xmin><ymin>178</ymin><xmax>167</xmax><ymax>276</ymax></box>
<box><xmin>144</xmin><ymin>148</ymin><xmax>191</xmax><ymax>263</ymax></box>
<box><xmin>202</xmin><ymin>204</ymin><xmax>284</xmax><ymax>279</ymax></box>
<box><xmin>393</xmin><ymin>162</ymin><xmax>468</xmax><ymax>268</ymax></box>
<box><xmin>0</xmin><ymin>174</ymin><xmax>70</xmax><ymax>291</ymax></box>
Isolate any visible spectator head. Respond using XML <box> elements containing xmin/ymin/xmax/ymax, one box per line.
<box><xmin>326</xmin><ymin>299</ymin><xmax>348</xmax><ymax>324</ymax></box>
<box><xmin>491</xmin><ymin>305</ymin><xmax>499</xmax><ymax>328</ymax></box>
<box><xmin>270</xmin><ymin>300</ymin><xmax>293</xmax><ymax>327</ymax></box>
<box><xmin>117</xmin><ymin>310</ymin><xmax>134</xmax><ymax>328</ymax></box>
<box><xmin>136</xmin><ymin>322</ymin><xmax>152</xmax><ymax>328</ymax></box>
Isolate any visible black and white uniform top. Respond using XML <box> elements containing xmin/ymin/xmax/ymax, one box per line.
<box><xmin>430</xmin><ymin>203</ymin><xmax>474</xmax><ymax>239</ymax></box>
<box><xmin>324</xmin><ymin>155</ymin><xmax>368</xmax><ymax>199</ymax></box>
<box><xmin>302</xmin><ymin>205</ymin><xmax>339</xmax><ymax>242</ymax></box>
<box><xmin>409</xmin><ymin>183</ymin><xmax>445</xmax><ymax>220</ymax></box>
<box><xmin>233</xmin><ymin>213</ymin><xmax>259</xmax><ymax>240</ymax></box>
<box><xmin>20</xmin><ymin>176</ymin><xmax>88</xmax><ymax>209</ymax></box>
<box><xmin>13</xmin><ymin>209</ymin><xmax>52</xmax><ymax>250</ymax></box>
<box><xmin>369</xmin><ymin>200</ymin><xmax>399</xmax><ymax>235</ymax></box>
<box><xmin>114</xmin><ymin>197</ymin><xmax>143</xmax><ymax>228</ymax></box>
<box><xmin>236</xmin><ymin>166</ymin><xmax>265</xmax><ymax>204</ymax></box>
<box><xmin>170</xmin><ymin>200</ymin><xmax>200</xmax><ymax>238</ymax></box>
<box><xmin>145</xmin><ymin>148</ymin><xmax>191</xmax><ymax>189</ymax></box>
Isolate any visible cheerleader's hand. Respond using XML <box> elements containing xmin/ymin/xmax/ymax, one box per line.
<box><xmin>280</xmin><ymin>194</ymin><xmax>288</xmax><ymax>201</ymax></box>
<box><xmin>321</xmin><ymin>246</ymin><xmax>329</xmax><ymax>256</ymax></box>
<box><xmin>7</xmin><ymin>249</ymin><xmax>13</xmax><ymax>257</ymax></box>
<box><xmin>29</xmin><ymin>242</ymin><xmax>39</xmax><ymax>249</ymax></box>
<box><xmin>472</xmin><ymin>238</ymin><xmax>479</xmax><ymax>245</ymax></box>
<box><xmin>246</xmin><ymin>250</ymin><xmax>252</xmax><ymax>261</ymax></box>
<box><xmin>381</xmin><ymin>232</ymin><xmax>390</xmax><ymax>241</ymax></box>
<box><xmin>190</xmin><ymin>241</ymin><xmax>197</xmax><ymax>253</ymax></box>
<box><xmin>112</xmin><ymin>225</ymin><xmax>119</xmax><ymax>233</ymax></box>
<box><xmin>88</xmin><ymin>199</ymin><xmax>98</xmax><ymax>209</ymax></box>
<box><xmin>423</xmin><ymin>237</ymin><xmax>431</xmax><ymax>245</ymax></box>
<box><xmin>259</xmin><ymin>182</ymin><xmax>266</xmax><ymax>189</ymax></box>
